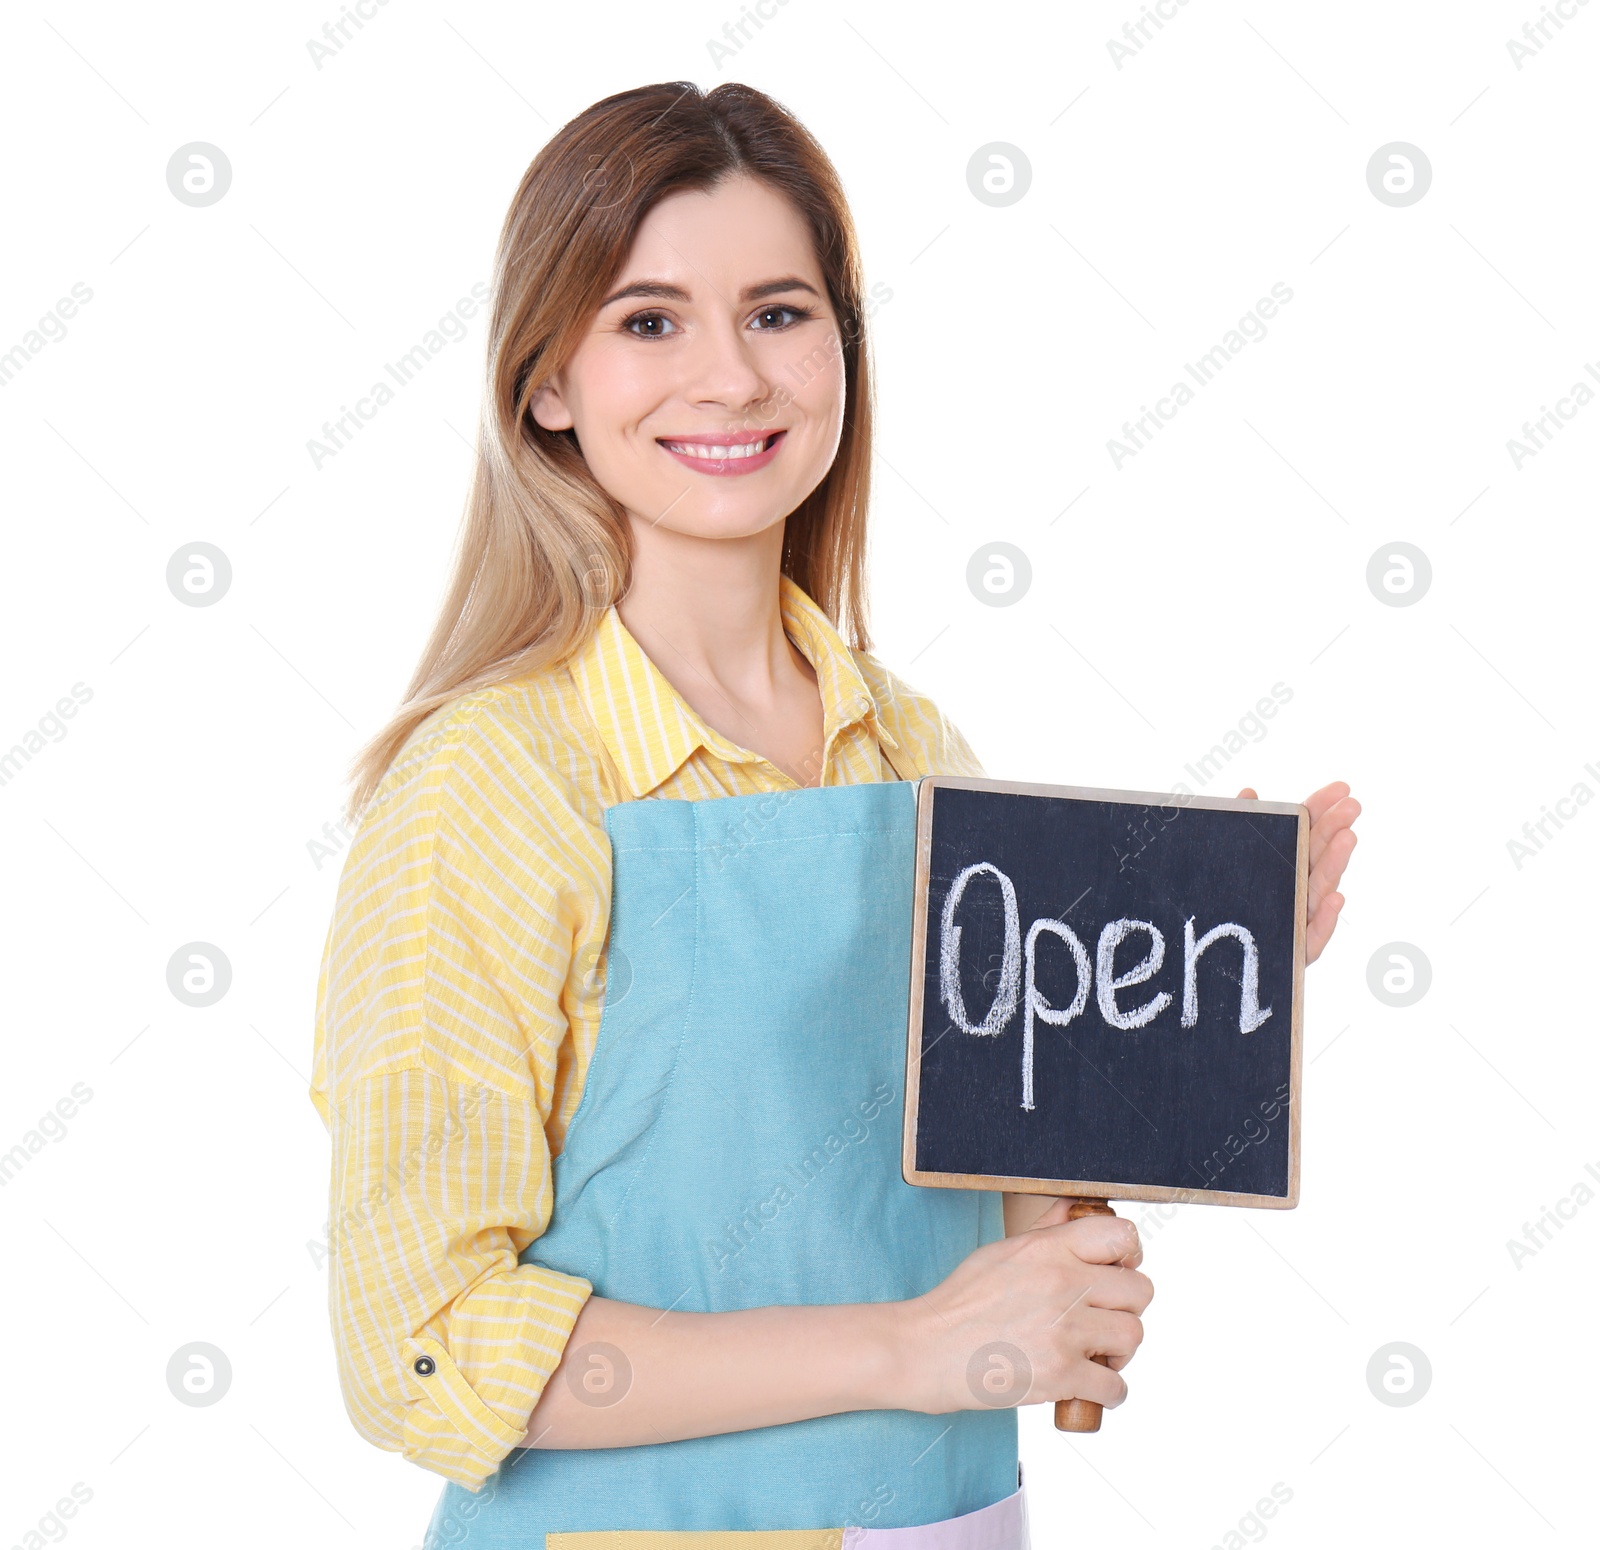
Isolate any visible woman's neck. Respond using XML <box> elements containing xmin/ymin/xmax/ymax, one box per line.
<box><xmin>614</xmin><ymin>515</ymin><xmax>826</xmax><ymax>786</ymax></box>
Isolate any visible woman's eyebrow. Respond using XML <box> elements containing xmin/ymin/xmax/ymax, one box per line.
<box><xmin>598</xmin><ymin>275</ymin><xmax>822</xmax><ymax>308</ymax></box>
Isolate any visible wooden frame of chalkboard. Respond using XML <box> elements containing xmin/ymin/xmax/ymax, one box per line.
<box><xmin>902</xmin><ymin>776</ymin><xmax>1308</xmax><ymax>1209</ymax></box>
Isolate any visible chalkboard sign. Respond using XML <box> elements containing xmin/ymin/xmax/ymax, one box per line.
<box><xmin>903</xmin><ymin>777</ymin><xmax>1307</xmax><ymax>1209</ymax></box>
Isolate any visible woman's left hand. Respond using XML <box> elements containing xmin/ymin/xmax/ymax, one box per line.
<box><xmin>1235</xmin><ymin>781</ymin><xmax>1359</xmax><ymax>965</ymax></box>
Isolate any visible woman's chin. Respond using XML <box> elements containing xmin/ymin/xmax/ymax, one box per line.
<box><xmin>627</xmin><ymin>499</ymin><xmax>796</xmax><ymax>544</ymax></box>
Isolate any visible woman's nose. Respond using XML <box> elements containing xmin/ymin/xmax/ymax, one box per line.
<box><xmin>681</xmin><ymin>320</ymin><xmax>773</xmax><ymax>415</ymax></box>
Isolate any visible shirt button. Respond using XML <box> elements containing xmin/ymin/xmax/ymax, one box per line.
<box><xmin>413</xmin><ymin>1356</ymin><xmax>436</xmax><ymax>1376</ymax></box>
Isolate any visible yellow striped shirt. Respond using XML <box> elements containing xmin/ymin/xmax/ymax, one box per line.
<box><xmin>309</xmin><ymin>575</ymin><xmax>985</xmax><ymax>1489</ymax></box>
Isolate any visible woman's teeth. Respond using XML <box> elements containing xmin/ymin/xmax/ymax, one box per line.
<box><xmin>660</xmin><ymin>437</ymin><xmax>772</xmax><ymax>459</ymax></box>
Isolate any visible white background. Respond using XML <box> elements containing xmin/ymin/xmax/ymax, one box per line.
<box><xmin>2</xmin><ymin>2</ymin><xmax>1596</xmax><ymax>1546</ymax></box>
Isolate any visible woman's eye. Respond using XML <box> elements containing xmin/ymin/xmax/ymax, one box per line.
<box><xmin>624</xmin><ymin>311</ymin><xmax>677</xmax><ymax>338</ymax></box>
<box><xmin>753</xmin><ymin>305</ymin><xmax>811</xmax><ymax>330</ymax></box>
<box><xmin>622</xmin><ymin>304</ymin><xmax>813</xmax><ymax>338</ymax></box>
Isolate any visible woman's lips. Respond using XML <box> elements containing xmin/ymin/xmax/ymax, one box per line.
<box><xmin>656</xmin><ymin>430</ymin><xmax>785</xmax><ymax>476</ymax></box>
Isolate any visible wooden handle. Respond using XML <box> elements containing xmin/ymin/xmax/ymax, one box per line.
<box><xmin>1054</xmin><ymin>1199</ymin><xmax>1117</xmax><ymax>1434</ymax></box>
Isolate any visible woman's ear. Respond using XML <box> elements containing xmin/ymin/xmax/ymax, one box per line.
<box><xmin>529</xmin><ymin>380</ymin><xmax>574</xmax><ymax>432</ymax></box>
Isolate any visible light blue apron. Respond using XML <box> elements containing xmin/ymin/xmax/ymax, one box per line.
<box><xmin>423</xmin><ymin>780</ymin><xmax>1020</xmax><ymax>1544</ymax></box>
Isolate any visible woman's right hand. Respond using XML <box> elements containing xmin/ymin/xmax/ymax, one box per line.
<box><xmin>894</xmin><ymin>1199</ymin><xmax>1152</xmax><ymax>1415</ymax></box>
<box><xmin>521</xmin><ymin>1203</ymin><xmax>1149</xmax><ymax>1449</ymax></box>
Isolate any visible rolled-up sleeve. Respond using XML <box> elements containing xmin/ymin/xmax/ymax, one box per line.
<box><xmin>309</xmin><ymin>702</ymin><xmax>604</xmax><ymax>1489</ymax></box>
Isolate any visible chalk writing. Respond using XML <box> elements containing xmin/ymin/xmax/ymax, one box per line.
<box><xmin>939</xmin><ymin>861</ymin><xmax>1274</xmax><ymax>1110</ymax></box>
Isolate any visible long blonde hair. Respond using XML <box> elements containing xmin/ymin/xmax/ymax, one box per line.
<box><xmin>343</xmin><ymin>80</ymin><xmax>878</xmax><ymax>826</ymax></box>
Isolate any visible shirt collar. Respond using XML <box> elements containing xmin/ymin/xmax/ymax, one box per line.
<box><xmin>572</xmin><ymin>574</ymin><xmax>898</xmax><ymax>799</ymax></box>
<box><xmin>778</xmin><ymin>573</ymin><xmax>900</xmax><ymax>759</ymax></box>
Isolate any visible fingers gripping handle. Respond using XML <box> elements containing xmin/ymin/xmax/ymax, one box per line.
<box><xmin>1055</xmin><ymin>1199</ymin><xmax>1117</xmax><ymax>1434</ymax></box>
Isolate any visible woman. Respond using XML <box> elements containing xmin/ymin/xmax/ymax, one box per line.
<box><xmin>310</xmin><ymin>80</ymin><xmax>1358</xmax><ymax>1546</ymax></box>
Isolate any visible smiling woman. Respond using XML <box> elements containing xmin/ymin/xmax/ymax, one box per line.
<box><xmin>310</xmin><ymin>79</ymin><xmax>1189</xmax><ymax>1549</ymax></box>
<box><xmin>522</xmin><ymin>171</ymin><xmax>855</xmax><ymax>775</ymax></box>
<box><xmin>532</xmin><ymin>199</ymin><xmax>841</xmax><ymax>502</ymax></box>
<box><xmin>335</xmin><ymin>84</ymin><xmax>880</xmax><ymax>805</ymax></box>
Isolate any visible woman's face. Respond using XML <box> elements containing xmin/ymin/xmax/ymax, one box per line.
<box><xmin>530</xmin><ymin>173</ymin><xmax>847</xmax><ymax>542</ymax></box>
